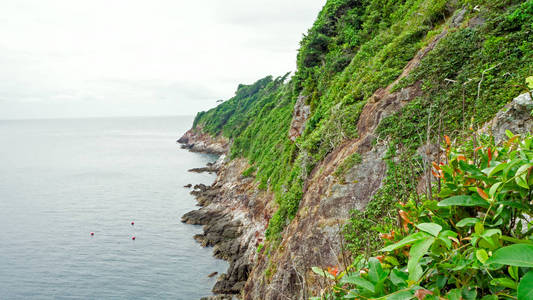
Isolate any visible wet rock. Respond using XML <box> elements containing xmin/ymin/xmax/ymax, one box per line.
<box><xmin>208</xmin><ymin>271</ymin><xmax>218</xmax><ymax>278</ymax></box>
<box><xmin>200</xmin><ymin>295</ymin><xmax>233</xmax><ymax>300</ymax></box>
<box><xmin>181</xmin><ymin>208</ymin><xmax>223</xmax><ymax>225</ymax></box>
<box><xmin>188</xmin><ymin>167</ymin><xmax>215</xmax><ymax>173</ymax></box>
<box><xmin>181</xmin><ymin>138</ymin><xmax>261</xmax><ymax>298</ymax></box>
<box><xmin>193</xmin><ymin>184</ymin><xmax>209</xmax><ymax>191</ymax></box>
<box><xmin>182</xmin><ymin>180</ymin><xmax>248</xmax><ymax>296</ymax></box>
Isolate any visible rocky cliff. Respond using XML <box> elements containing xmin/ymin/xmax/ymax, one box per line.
<box><xmin>182</xmin><ymin>90</ymin><xmax>532</xmax><ymax>299</ymax></box>
<box><xmin>178</xmin><ymin>0</ymin><xmax>533</xmax><ymax>298</ymax></box>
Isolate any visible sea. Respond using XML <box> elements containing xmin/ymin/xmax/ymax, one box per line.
<box><xmin>0</xmin><ymin>116</ymin><xmax>227</xmax><ymax>299</ymax></box>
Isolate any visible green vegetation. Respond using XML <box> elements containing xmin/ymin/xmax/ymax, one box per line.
<box><xmin>241</xmin><ymin>166</ymin><xmax>256</xmax><ymax>178</ymax></box>
<box><xmin>194</xmin><ymin>0</ymin><xmax>463</xmax><ymax>239</ymax></box>
<box><xmin>190</xmin><ymin>0</ymin><xmax>533</xmax><ymax>293</ymax></box>
<box><xmin>333</xmin><ymin>152</ymin><xmax>363</xmax><ymax>183</ymax></box>
<box><xmin>313</xmin><ymin>132</ymin><xmax>533</xmax><ymax>299</ymax></box>
<box><xmin>344</xmin><ymin>0</ymin><xmax>533</xmax><ymax>259</ymax></box>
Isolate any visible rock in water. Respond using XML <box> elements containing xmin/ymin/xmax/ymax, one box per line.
<box><xmin>208</xmin><ymin>272</ymin><xmax>218</xmax><ymax>278</ymax></box>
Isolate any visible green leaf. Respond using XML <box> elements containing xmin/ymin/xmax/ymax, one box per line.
<box><xmin>446</xmin><ymin>289</ymin><xmax>462</xmax><ymax>300</ymax></box>
<box><xmin>515</xmin><ymin>164</ymin><xmax>532</xmax><ymax>189</ymax></box>
<box><xmin>381</xmin><ymin>232</ymin><xmax>429</xmax><ymax>252</ymax></box>
<box><xmin>438</xmin><ymin>195</ymin><xmax>489</xmax><ymax>208</ymax></box>
<box><xmin>462</xmin><ymin>287</ymin><xmax>477</xmax><ymax>300</ymax></box>
<box><xmin>341</xmin><ymin>274</ymin><xmax>375</xmax><ymax>293</ymax></box>
<box><xmin>504</xmin><ymin>158</ymin><xmax>522</xmax><ymax>178</ymax></box>
<box><xmin>506</xmin><ymin>129</ymin><xmax>515</xmax><ymax>139</ymax></box>
<box><xmin>526</xmin><ymin>76</ymin><xmax>533</xmax><ymax>89</ymax></box>
<box><xmin>416</xmin><ymin>223</ymin><xmax>442</xmax><ymax>237</ymax></box>
<box><xmin>438</xmin><ymin>230</ymin><xmax>457</xmax><ymax>249</ymax></box>
<box><xmin>490</xmin><ymin>277</ymin><xmax>517</xmax><ymax>290</ymax></box>
<box><xmin>368</xmin><ymin>257</ymin><xmax>387</xmax><ymax>284</ymax></box>
<box><xmin>456</xmin><ymin>217</ymin><xmax>480</xmax><ymax>227</ymax></box>
<box><xmin>518</xmin><ymin>270</ymin><xmax>533</xmax><ymax>300</ymax></box>
<box><xmin>482</xmin><ymin>229</ymin><xmax>501</xmax><ymax>238</ymax></box>
<box><xmin>483</xmin><ymin>162</ymin><xmax>506</xmax><ymax>177</ymax></box>
<box><xmin>390</xmin><ymin>269</ymin><xmax>408</xmax><ymax>287</ymax></box>
<box><xmin>486</xmin><ymin>244</ymin><xmax>533</xmax><ymax>267</ymax></box>
<box><xmin>500</xmin><ymin>235</ymin><xmax>533</xmax><ymax>245</ymax></box>
<box><xmin>459</xmin><ymin>160</ymin><xmax>483</xmax><ymax>176</ymax></box>
<box><xmin>475</xmin><ymin>222</ymin><xmax>484</xmax><ymax>235</ymax></box>
<box><xmin>408</xmin><ymin>237</ymin><xmax>435</xmax><ymax>282</ymax></box>
<box><xmin>509</xmin><ymin>266</ymin><xmax>519</xmax><ymax>280</ymax></box>
<box><xmin>382</xmin><ymin>290</ymin><xmax>415</xmax><ymax>300</ymax></box>
<box><xmin>489</xmin><ymin>182</ymin><xmax>503</xmax><ymax>197</ymax></box>
<box><xmin>516</xmin><ymin>176</ymin><xmax>529</xmax><ymax>189</ymax></box>
<box><xmin>437</xmin><ymin>275</ymin><xmax>448</xmax><ymax>289</ymax></box>
<box><xmin>476</xmin><ymin>249</ymin><xmax>489</xmax><ymax>264</ymax></box>
<box><xmin>385</xmin><ymin>256</ymin><xmax>399</xmax><ymax>266</ymax></box>
<box><xmin>311</xmin><ymin>266</ymin><xmax>335</xmax><ymax>280</ymax></box>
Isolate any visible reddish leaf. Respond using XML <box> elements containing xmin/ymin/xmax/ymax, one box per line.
<box><xmin>379</xmin><ymin>231</ymin><xmax>395</xmax><ymax>240</ymax></box>
<box><xmin>399</xmin><ymin>210</ymin><xmax>413</xmax><ymax>224</ymax></box>
<box><xmin>444</xmin><ymin>135</ymin><xmax>451</xmax><ymax>147</ymax></box>
<box><xmin>477</xmin><ymin>187</ymin><xmax>489</xmax><ymax>200</ymax></box>
<box><xmin>327</xmin><ymin>266</ymin><xmax>339</xmax><ymax>277</ymax></box>
<box><xmin>415</xmin><ymin>289</ymin><xmax>433</xmax><ymax>300</ymax></box>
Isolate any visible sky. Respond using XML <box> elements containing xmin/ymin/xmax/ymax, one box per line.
<box><xmin>0</xmin><ymin>0</ymin><xmax>325</xmax><ymax>119</ymax></box>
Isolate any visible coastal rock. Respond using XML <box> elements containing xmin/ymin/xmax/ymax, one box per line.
<box><xmin>178</xmin><ymin>128</ymin><xmax>229</xmax><ymax>154</ymax></box>
<box><xmin>182</xmin><ymin>25</ymin><xmax>451</xmax><ymax>299</ymax></box>
<box><xmin>200</xmin><ymin>295</ymin><xmax>233</xmax><ymax>300</ymax></box>
<box><xmin>181</xmin><ymin>174</ymin><xmax>257</xmax><ymax>296</ymax></box>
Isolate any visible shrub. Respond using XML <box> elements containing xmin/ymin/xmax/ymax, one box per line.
<box><xmin>313</xmin><ymin>132</ymin><xmax>533</xmax><ymax>299</ymax></box>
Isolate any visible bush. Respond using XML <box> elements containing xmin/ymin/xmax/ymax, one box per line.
<box><xmin>314</xmin><ymin>132</ymin><xmax>533</xmax><ymax>299</ymax></box>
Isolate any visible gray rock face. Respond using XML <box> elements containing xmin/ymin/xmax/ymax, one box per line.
<box><xmin>481</xmin><ymin>92</ymin><xmax>533</xmax><ymax>142</ymax></box>
<box><xmin>289</xmin><ymin>95</ymin><xmax>310</xmax><ymax>141</ymax></box>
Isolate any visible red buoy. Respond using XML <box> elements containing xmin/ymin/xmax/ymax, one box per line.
<box><xmin>90</xmin><ymin>232</ymin><xmax>94</xmax><ymax>236</ymax></box>
<box><xmin>132</xmin><ymin>236</ymin><xmax>136</xmax><ymax>240</ymax></box>
<box><xmin>131</xmin><ymin>221</ymin><xmax>134</xmax><ymax>226</ymax></box>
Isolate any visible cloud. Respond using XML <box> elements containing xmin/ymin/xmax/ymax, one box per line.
<box><xmin>0</xmin><ymin>0</ymin><xmax>325</xmax><ymax>119</ymax></box>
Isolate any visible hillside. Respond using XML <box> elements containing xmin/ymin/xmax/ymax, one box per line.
<box><xmin>180</xmin><ymin>0</ymin><xmax>533</xmax><ymax>299</ymax></box>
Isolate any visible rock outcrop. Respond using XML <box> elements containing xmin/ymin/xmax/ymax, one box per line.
<box><xmin>289</xmin><ymin>95</ymin><xmax>310</xmax><ymax>141</ymax></box>
<box><xmin>178</xmin><ymin>128</ymin><xmax>230</xmax><ymax>154</ymax></box>
<box><xmin>179</xmin><ymin>130</ymin><xmax>274</xmax><ymax>298</ymax></box>
<box><xmin>177</xmin><ymin>7</ymin><xmax>532</xmax><ymax>297</ymax></box>
<box><xmin>242</xmin><ymin>19</ymin><xmax>451</xmax><ymax>299</ymax></box>
<box><xmin>480</xmin><ymin>91</ymin><xmax>533</xmax><ymax>142</ymax></box>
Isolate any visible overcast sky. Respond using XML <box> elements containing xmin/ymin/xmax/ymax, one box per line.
<box><xmin>0</xmin><ymin>0</ymin><xmax>325</xmax><ymax>119</ymax></box>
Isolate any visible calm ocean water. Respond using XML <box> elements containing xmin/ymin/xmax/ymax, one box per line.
<box><xmin>0</xmin><ymin>116</ymin><xmax>227</xmax><ymax>299</ymax></box>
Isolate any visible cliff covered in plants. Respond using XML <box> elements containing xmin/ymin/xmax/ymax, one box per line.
<box><xmin>180</xmin><ymin>0</ymin><xmax>533</xmax><ymax>299</ymax></box>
